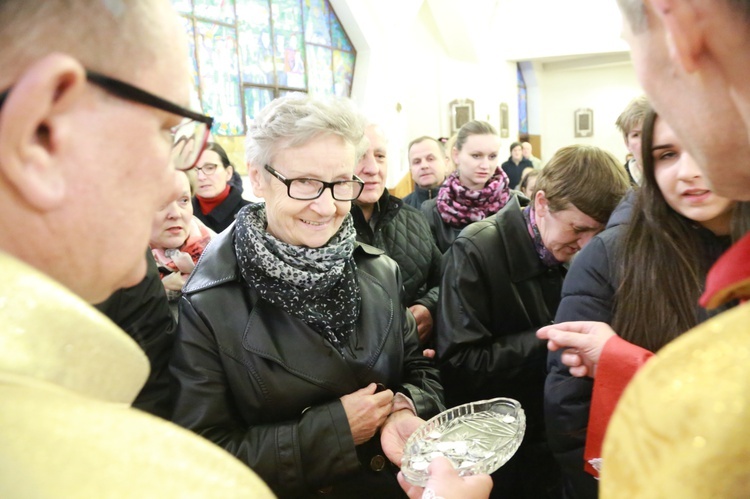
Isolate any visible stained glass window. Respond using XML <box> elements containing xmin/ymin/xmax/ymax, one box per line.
<box><xmin>517</xmin><ymin>65</ymin><xmax>528</xmax><ymax>135</ymax></box>
<box><xmin>175</xmin><ymin>0</ymin><xmax>356</xmax><ymax>136</ymax></box>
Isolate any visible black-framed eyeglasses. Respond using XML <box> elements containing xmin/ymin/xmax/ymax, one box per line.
<box><xmin>264</xmin><ymin>165</ymin><xmax>365</xmax><ymax>201</ymax></box>
<box><xmin>194</xmin><ymin>163</ymin><xmax>219</xmax><ymax>176</ymax></box>
<box><xmin>0</xmin><ymin>70</ymin><xmax>214</xmax><ymax>171</ymax></box>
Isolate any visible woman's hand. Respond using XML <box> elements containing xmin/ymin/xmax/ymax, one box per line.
<box><xmin>536</xmin><ymin>321</ymin><xmax>617</xmax><ymax>378</ymax></box>
<box><xmin>340</xmin><ymin>383</ymin><xmax>394</xmax><ymax>445</ymax></box>
<box><xmin>162</xmin><ymin>271</ymin><xmax>187</xmax><ymax>291</ymax></box>
<box><xmin>170</xmin><ymin>250</ymin><xmax>196</xmax><ymax>274</ymax></box>
<box><xmin>381</xmin><ymin>409</ymin><xmax>424</xmax><ymax>465</ymax></box>
<box><xmin>397</xmin><ymin>457</ymin><xmax>493</xmax><ymax>499</ymax></box>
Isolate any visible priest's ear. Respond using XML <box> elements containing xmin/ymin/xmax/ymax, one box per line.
<box><xmin>0</xmin><ymin>54</ymin><xmax>86</xmax><ymax>211</ymax></box>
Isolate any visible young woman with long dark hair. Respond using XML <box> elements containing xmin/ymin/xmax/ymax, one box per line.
<box><xmin>544</xmin><ymin>108</ymin><xmax>749</xmax><ymax>498</ymax></box>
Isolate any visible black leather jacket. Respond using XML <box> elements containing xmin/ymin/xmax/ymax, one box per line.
<box><xmin>420</xmin><ymin>197</ymin><xmax>463</xmax><ymax>253</ymax></box>
<box><xmin>436</xmin><ymin>195</ymin><xmax>561</xmax><ymax>440</ymax></box>
<box><xmin>170</xmin><ymin>227</ymin><xmax>444</xmax><ymax>498</ymax></box>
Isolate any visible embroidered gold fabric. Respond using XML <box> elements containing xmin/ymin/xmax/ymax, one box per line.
<box><xmin>600</xmin><ymin>302</ymin><xmax>750</xmax><ymax>498</ymax></box>
<box><xmin>0</xmin><ymin>253</ymin><xmax>274</xmax><ymax>498</ymax></box>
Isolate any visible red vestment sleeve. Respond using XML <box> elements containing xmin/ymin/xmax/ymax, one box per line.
<box><xmin>583</xmin><ymin>336</ymin><xmax>654</xmax><ymax>477</ymax></box>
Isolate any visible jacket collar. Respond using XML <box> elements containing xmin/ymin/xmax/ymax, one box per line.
<box><xmin>351</xmin><ymin>188</ymin><xmax>401</xmax><ymax>238</ymax></box>
<box><xmin>493</xmin><ymin>195</ymin><xmax>551</xmax><ymax>282</ymax></box>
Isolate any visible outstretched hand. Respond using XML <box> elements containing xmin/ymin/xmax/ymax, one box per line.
<box><xmin>536</xmin><ymin>321</ymin><xmax>617</xmax><ymax>378</ymax></box>
<box><xmin>397</xmin><ymin>457</ymin><xmax>493</xmax><ymax>499</ymax></box>
<box><xmin>381</xmin><ymin>410</ymin><xmax>424</xmax><ymax>466</ymax></box>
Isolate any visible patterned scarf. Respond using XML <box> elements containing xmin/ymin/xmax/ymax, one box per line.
<box><xmin>522</xmin><ymin>205</ymin><xmax>563</xmax><ymax>268</ymax></box>
<box><xmin>233</xmin><ymin>203</ymin><xmax>360</xmax><ymax>356</ymax></box>
<box><xmin>436</xmin><ymin>167</ymin><xmax>511</xmax><ymax>228</ymax></box>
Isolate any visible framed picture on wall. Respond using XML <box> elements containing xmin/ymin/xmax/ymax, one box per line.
<box><xmin>574</xmin><ymin>108</ymin><xmax>594</xmax><ymax>137</ymax></box>
<box><xmin>450</xmin><ymin>99</ymin><xmax>474</xmax><ymax>133</ymax></box>
<box><xmin>500</xmin><ymin>103</ymin><xmax>509</xmax><ymax>138</ymax></box>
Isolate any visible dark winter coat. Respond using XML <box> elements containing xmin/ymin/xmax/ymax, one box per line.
<box><xmin>351</xmin><ymin>189</ymin><xmax>441</xmax><ymax>317</ymax></box>
<box><xmin>170</xmin><ymin>227</ymin><xmax>444</xmax><ymax>498</ymax></box>
<box><xmin>403</xmin><ymin>184</ymin><xmax>442</xmax><ymax>209</ymax></box>
<box><xmin>95</xmin><ymin>249</ymin><xmax>176</xmax><ymax>419</ymax></box>
<box><xmin>545</xmin><ymin>192</ymin><xmax>732</xmax><ymax>499</ymax></box>
<box><xmin>420</xmin><ymin>197</ymin><xmax>463</xmax><ymax>253</ymax></box>
<box><xmin>501</xmin><ymin>157</ymin><xmax>533</xmax><ymax>189</ymax></box>
<box><xmin>436</xmin><ymin>194</ymin><xmax>562</xmax><ymax>498</ymax></box>
<box><xmin>192</xmin><ymin>185</ymin><xmax>251</xmax><ymax>233</ymax></box>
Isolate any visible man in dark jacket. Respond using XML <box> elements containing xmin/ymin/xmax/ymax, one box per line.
<box><xmin>501</xmin><ymin>142</ymin><xmax>534</xmax><ymax>189</ymax></box>
<box><xmin>95</xmin><ymin>249</ymin><xmax>177</xmax><ymax>420</ymax></box>
<box><xmin>402</xmin><ymin>136</ymin><xmax>447</xmax><ymax>209</ymax></box>
<box><xmin>352</xmin><ymin>124</ymin><xmax>443</xmax><ymax>345</ymax></box>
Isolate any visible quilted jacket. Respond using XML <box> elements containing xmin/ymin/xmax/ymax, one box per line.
<box><xmin>351</xmin><ymin>189</ymin><xmax>442</xmax><ymax>317</ymax></box>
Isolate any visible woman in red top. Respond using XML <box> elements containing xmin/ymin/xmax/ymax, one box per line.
<box><xmin>192</xmin><ymin>142</ymin><xmax>251</xmax><ymax>233</ymax></box>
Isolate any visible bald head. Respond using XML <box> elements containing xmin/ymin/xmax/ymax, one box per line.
<box><xmin>0</xmin><ymin>0</ymin><xmax>176</xmax><ymax>87</ymax></box>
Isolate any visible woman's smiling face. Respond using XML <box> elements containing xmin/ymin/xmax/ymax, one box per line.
<box><xmin>250</xmin><ymin>134</ymin><xmax>356</xmax><ymax>248</ymax></box>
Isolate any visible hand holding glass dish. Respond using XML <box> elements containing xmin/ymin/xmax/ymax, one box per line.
<box><xmin>400</xmin><ymin>397</ymin><xmax>526</xmax><ymax>486</ymax></box>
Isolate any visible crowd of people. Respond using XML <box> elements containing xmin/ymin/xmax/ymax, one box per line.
<box><xmin>2</xmin><ymin>0</ymin><xmax>750</xmax><ymax>498</ymax></box>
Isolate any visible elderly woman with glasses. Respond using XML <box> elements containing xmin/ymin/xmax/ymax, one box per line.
<box><xmin>191</xmin><ymin>142</ymin><xmax>251</xmax><ymax>233</ymax></box>
<box><xmin>170</xmin><ymin>93</ymin><xmax>444</xmax><ymax>499</ymax></box>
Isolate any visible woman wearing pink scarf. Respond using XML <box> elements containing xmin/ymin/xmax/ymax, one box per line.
<box><xmin>420</xmin><ymin>121</ymin><xmax>511</xmax><ymax>253</ymax></box>
<box><xmin>150</xmin><ymin>171</ymin><xmax>215</xmax><ymax>311</ymax></box>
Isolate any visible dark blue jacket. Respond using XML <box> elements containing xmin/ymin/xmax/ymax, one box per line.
<box><xmin>545</xmin><ymin>191</ymin><xmax>732</xmax><ymax>499</ymax></box>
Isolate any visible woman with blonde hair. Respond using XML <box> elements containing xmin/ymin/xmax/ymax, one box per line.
<box><xmin>421</xmin><ymin>121</ymin><xmax>510</xmax><ymax>252</ymax></box>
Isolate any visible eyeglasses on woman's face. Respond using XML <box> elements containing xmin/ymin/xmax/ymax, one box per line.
<box><xmin>194</xmin><ymin>163</ymin><xmax>220</xmax><ymax>176</ymax></box>
<box><xmin>264</xmin><ymin>165</ymin><xmax>364</xmax><ymax>201</ymax></box>
<box><xmin>0</xmin><ymin>70</ymin><xmax>214</xmax><ymax>171</ymax></box>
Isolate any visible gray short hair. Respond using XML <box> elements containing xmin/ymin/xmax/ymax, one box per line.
<box><xmin>0</xmin><ymin>0</ymin><xmax>166</xmax><ymax>84</ymax></box>
<box><xmin>245</xmin><ymin>93</ymin><xmax>366</xmax><ymax>168</ymax></box>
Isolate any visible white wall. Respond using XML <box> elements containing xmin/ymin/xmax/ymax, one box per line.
<box><xmin>329</xmin><ymin>0</ymin><xmax>643</xmax><ymax>186</ymax></box>
<box><xmin>498</xmin><ymin>0</ymin><xmax>629</xmax><ymax>60</ymax></box>
<box><xmin>538</xmin><ymin>63</ymin><xmax>642</xmax><ymax>163</ymax></box>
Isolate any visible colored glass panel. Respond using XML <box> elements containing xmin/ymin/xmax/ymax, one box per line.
<box><xmin>330</xmin><ymin>11</ymin><xmax>352</xmax><ymax>52</ymax></box>
<box><xmin>179</xmin><ymin>16</ymin><xmax>200</xmax><ymax>92</ymax></box>
<box><xmin>196</xmin><ymin>21</ymin><xmax>244</xmax><ymax>135</ymax></box>
<box><xmin>303</xmin><ymin>0</ymin><xmax>331</xmax><ymax>46</ymax></box>
<box><xmin>272</xmin><ymin>0</ymin><xmax>302</xmax><ymax>32</ymax></box>
<box><xmin>517</xmin><ymin>65</ymin><xmax>528</xmax><ymax>134</ymax></box>
<box><xmin>237</xmin><ymin>0</ymin><xmax>274</xmax><ymax>85</ymax></box>
<box><xmin>518</xmin><ymin>86</ymin><xmax>528</xmax><ymax>134</ymax></box>
<box><xmin>194</xmin><ymin>0</ymin><xmax>235</xmax><ymax>24</ymax></box>
<box><xmin>307</xmin><ymin>45</ymin><xmax>333</xmax><ymax>96</ymax></box>
<box><xmin>274</xmin><ymin>30</ymin><xmax>306</xmax><ymax>89</ymax></box>
<box><xmin>244</xmin><ymin>86</ymin><xmax>274</xmax><ymax>122</ymax></box>
<box><xmin>333</xmin><ymin>50</ymin><xmax>354</xmax><ymax>97</ymax></box>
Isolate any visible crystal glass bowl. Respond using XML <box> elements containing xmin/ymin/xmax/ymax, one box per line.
<box><xmin>400</xmin><ymin>397</ymin><xmax>525</xmax><ymax>486</ymax></box>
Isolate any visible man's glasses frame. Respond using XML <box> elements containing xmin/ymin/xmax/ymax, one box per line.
<box><xmin>0</xmin><ymin>70</ymin><xmax>214</xmax><ymax>171</ymax></box>
<box><xmin>264</xmin><ymin>164</ymin><xmax>365</xmax><ymax>201</ymax></box>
